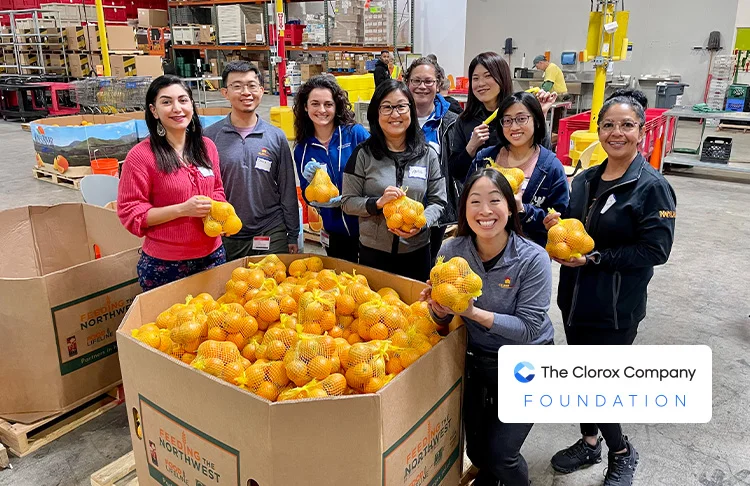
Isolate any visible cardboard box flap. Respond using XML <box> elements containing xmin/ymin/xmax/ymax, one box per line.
<box><xmin>82</xmin><ymin>204</ymin><xmax>142</xmax><ymax>256</ymax></box>
<box><xmin>0</xmin><ymin>206</ymin><xmax>41</xmax><ymax>278</ymax></box>
<box><xmin>29</xmin><ymin>204</ymin><xmax>90</xmax><ymax>275</ymax></box>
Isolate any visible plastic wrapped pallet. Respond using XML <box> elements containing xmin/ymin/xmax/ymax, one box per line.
<box><xmin>303</xmin><ymin>13</ymin><xmax>326</xmax><ymax>45</ymax></box>
<box><xmin>363</xmin><ymin>2</ymin><xmax>391</xmax><ymax>46</ymax></box>
<box><xmin>217</xmin><ymin>4</ymin><xmax>263</xmax><ymax>44</ymax></box>
<box><xmin>329</xmin><ymin>0</ymin><xmax>364</xmax><ymax>44</ymax></box>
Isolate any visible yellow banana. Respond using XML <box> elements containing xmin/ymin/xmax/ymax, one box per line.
<box><xmin>483</xmin><ymin>109</ymin><xmax>499</xmax><ymax>125</ymax></box>
<box><xmin>526</xmin><ymin>87</ymin><xmax>541</xmax><ymax>94</ymax></box>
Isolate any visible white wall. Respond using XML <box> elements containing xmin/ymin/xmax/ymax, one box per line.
<box><xmin>464</xmin><ymin>0</ymin><xmax>739</xmax><ymax>105</ymax></box>
<box><xmin>736</xmin><ymin>0</ymin><xmax>750</xmax><ymax>27</ymax></box>
<box><xmin>413</xmin><ymin>0</ymin><xmax>467</xmax><ymax>77</ymax></box>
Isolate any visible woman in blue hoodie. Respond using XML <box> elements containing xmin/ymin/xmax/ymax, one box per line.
<box><xmin>422</xmin><ymin>168</ymin><xmax>554</xmax><ymax>486</ymax></box>
<box><xmin>472</xmin><ymin>91</ymin><xmax>569</xmax><ymax>247</ymax></box>
<box><xmin>293</xmin><ymin>75</ymin><xmax>370</xmax><ymax>262</ymax></box>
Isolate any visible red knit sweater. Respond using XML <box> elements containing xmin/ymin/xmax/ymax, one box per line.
<box><xmin>117</xmin><ymin>137</ymin><xmax>227</xmax><ymax>261</ymax></box>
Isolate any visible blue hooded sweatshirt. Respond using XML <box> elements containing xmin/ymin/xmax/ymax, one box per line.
<box><xmin>472</xmin><ymin>144</ymin><xmax>570</xmax><ymax>247</ymax></box>
<box><xmin>421</xmin><ymin>94</ymin><xmax>451</xmax><ymax>149</ymax></box>
<box><xmin>294</xmin><ymin>123</ymin><xmax>370</xmax><ymax>237</ymax></box>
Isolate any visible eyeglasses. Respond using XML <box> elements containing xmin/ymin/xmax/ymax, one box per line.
<box><xmin>228</xmin><ymin>82</ymin><xmax>262</xmax><ymax>93</ymax></box>
<box><xmin>408</xmin><ymin>78</ymin><xmax>437</xmax><ymax>88</ymax></box>
<box><xmin>379</xmin><ymin>103</ymin><xmax>411</xmax><ymax>116</ymax></box>
<box><xmin>599</xmin><ymin>120</ymin><xmax>641</xmax><ymax>133</ymax></box>
<box><xmin>500</xmin><ymin>114</ymin><xmax>531</xmax><ymax>127</ymax></box>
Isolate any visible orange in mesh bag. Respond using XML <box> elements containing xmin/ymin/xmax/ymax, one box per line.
<box><xmin>343</xmin><ymin>341</ymin><xmax>396</xmax><ymax>393</ymax></box>
<box><xmin>277</xmin><ymin>373</ymin><xmax>348</xmax><ymax>401</ymax></box>
<box><xmin>284</xmin><ymin>333</ymin><xmax>338</xmax><ymax>387</ymax></box>
<box><xmin>356</xmin><ymin>298</ymin><xmax>408</xmax><ymax>342</ymax></box>
<box><xmin>545</xmin><ymin>209</ymin><xmax>595</xmax><ymax>261</ymax></box>
<box><xmin>255</xmin><ymin>325</ymin><xmax>300</xmax><ymax>362</ymax></box>
<box><xmin>430</xmin><ymin>256</ymin><xmax>483</xmax><ymax>314</ymax></box>
<box><xmin>242</xmin><ymin>278</ymin><xmax>292</xmax><ymax>331</ymax></box>
<box><xmin>237</xmin><ymin>360</ymin><xmax>290</xmax><ymax>401</ymax></box>
<box><xmin>132</xmin><ymin>323</ymin><xmax>173</xmax><ymax>353</ymax></box>
<box><xmin>484</xmin><ymin>158</ymin><xmax>525</xmax><ymax>194</ymax></box>
<box><xmin>202</xmin><ymin>198</ymin><xmax>243</xmax><ymax>238</ymax></box>
<box><xmin>387</xmin><ymin>325</ymin><xmax>436</xmax><ymax>372</ymax></box>
<box><xmin>383</xmin><ymin>188</ymin><xmax>427</xmax><ymax>233</ymax></box>
<box><xmin>191</xmin><ymin>340</ymin><xmax>247</xmax><ymax>386</ymax></box>
<box><xmin>204</xmin><ymin>302</ymin><xmax>258</xmax><ymax>349</ymax></box>
<box><xmin>305</xmin><ymin>168</ymin><xmax>340</xmax><ymax>204</ymax></box>
<box><xmin>298</xmin><ymin>289</ymin><xmax>336</xmax><ymax>335</ymax></box>
<box><xmin>247</xmin><ymin>254</ymin><xmax>287</xmax><ymax>284</ymax></box>
<box><xmin>221</xmin><ymin>266</ymin><xmax>267</xmax><ymax>305</ymax></box>
<box><xmin>287</xmin><ymin>256</ymin><xmax>324</xmax><ymax>278</ymax></box>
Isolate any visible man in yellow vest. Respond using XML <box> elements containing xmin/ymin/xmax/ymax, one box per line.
<box><xmin>534</xmin><ymin>55</ymin><xmax>568</xmax><ymax>98</ymax></box>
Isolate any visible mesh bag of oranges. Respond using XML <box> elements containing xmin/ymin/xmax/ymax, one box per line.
<box><xmin>240</xmin><ymin>330</ymin><xmax>265</xmax><ymax>365</ymax></box>
<box><xmin>297</xmin><ymin>289</ymin><xmax>336</xmax><ymax>335</ymax></box>
<box><xmin>132</xmin><ymin>323</ymin><xmax>173</xmax><ymax>354</ymax></box>
<box><xmin>202</xmin><ymin>198</ymin><xmax>243</xmax><ymax>238</ymax></box>
<box><xmin>255</xmin><ymin>325</ymin><xmax>300</xmax><ymax>362</ymax></box>
<box><xmin>385</xmin><ymin>326</ymin><xmax>436</xmax><ymax>373</ymax></box>
<box><xmin>205</xmin><ymin>303</ymin><xmax>259</xmax><ymax>351</ymax></box>
<box><xmin>355</xmin><ymin>298</ymin><xmax>408</xmax><ymax>342</ymax></box>
<box><xmin>484</xmin><ymin>159</ymin><xmax>525</xmax><ymax>194</ymax></box>
<box><xmin>221</xmin><ymin>266</ymin><xmax>267</xmax><ymax>305</ymax></box>
<box><xmin>304</xmin><ymin>168</ymin><xmax>340</xmax><ymax>204</ymax></box>
<box><xmin>237</xmin><ymin>360</ymin><xmax>290</xmax><ymax>401</ymax></box>
<box><xmin>343</xmin><ymin>341</ymin><xmax>395</xmax><ymax>393</ymax></box>
<box><xmin>429</xmin><ymin>256</ymin><xmax>483</xmax><ymax>313</ymax></box>
<box><xmin>277</xmin><ymin>373</ymin><xmax>348</xmax><ymax>401</ymax></box>
<box><xmin>287</xmin><ymin>256</ymin><xmax>324</xmax><ymax>278</ymax></box>
<box><xmin>283</xmin><ymin>333</ymin><xmax>338</xmax><ymax>387</ymax></box>
<box><xmin>383</xmin><ymin>188</ymin><xmax>427</xmax><ymax>233</ymax></box>
<box><xmin>191</xmin><ymin>340</ymin><xmax>247</xmax><ymax>386</ymax></box>
<box><xmin>247</xmin><ymin>255</ymin><xmax>287</xmax><ymax>284</ymax></box>
<box><xmin>545</xmin><ymin>209</ymin><xmax>595</xmax><ymax>260</ymax></box>
<box><xmin>242</xmin><ymin>278</ymin><xmax>294</xmax><ymax>331</ymax></box>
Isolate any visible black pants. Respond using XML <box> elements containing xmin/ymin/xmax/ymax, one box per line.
<box><xmin>429</xmin><ymin>226</ymin><xmax>447</xmax><ymax>266</ymax></box>
<box><xmin>323</xmin><ymin>231</ymin><xmax>359</xmax><ymax>263</ymax></box>
<box><xmin>465</xmin><ymin>350</ymin><xmax>533</xmax><ymax>486</ymax></box>
<box><xmin>358</xmin><ymin>244</ymin><xmax>431</xmax><ymax>282</ymax></box>
<box><xmin>564</xmin><ymin>324</ymin><xmax>639</xmax><ymax>452</ymax></box>
<box><xmin>222</xmin><ymin>224</ymin><xmax>289</xmax><ymax>261</ymax></box>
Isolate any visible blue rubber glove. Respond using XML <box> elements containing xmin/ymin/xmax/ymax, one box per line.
<box><xmin>311</xmin><ymin>195</ymin><xmax>342</xmax><ymax>208</ymax></box>
<box><xmin>302</xmin><ymin>160</ymin><xmax>323</xmax><ymax>183</ymax></box>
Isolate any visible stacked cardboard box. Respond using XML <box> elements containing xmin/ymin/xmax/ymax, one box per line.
<box><xmin>198</xmin><ymin>25</ymin><xmax>216</xmax><ymax>44</ymax></box>
<box><xmin>137</xmin><ymin>8</ymin><xmax>168</xmax><ymax>28</ymax></box>
<box><xmin>364</xmin><ymin>6</ymin><xmax>391</xmax><ymax>46</ymax></box>
<box><xmin>64</xmin><ymin>26</ymin><xmax>87</xmax><ymax>51</ymax></box>
<box><xmin>216</xmin><ymin>4</ymin><xmax>263</xmax><ymax>44</ymax></box>
<box><xmin>300</xmin><ymin>64</ymin><xmax>324</xmax><ymax>81</ymax></box>
<box><xmin>110</xmin><ymin>55</ymin><xmax>163</xmax><ymax>77</ymax></box>
<box><xmin>329</xmin><ymin>0</ymin><xmax>364</xmax><ymax>44</ymax></box>
<box><xmin>244</xmin><ymin>23</ymin><xmax>264</xmax><ymax>44</ymax></box>
<box><xmin>68</xmin><ymin>54</ymin><xmax>92</xmax><ymax>77</ymax></box>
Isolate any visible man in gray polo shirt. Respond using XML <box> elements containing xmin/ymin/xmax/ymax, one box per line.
<box><xmin>205</xmin><ymin>61</ymin><xmax>299</xmax><ymax>260</ymax></box>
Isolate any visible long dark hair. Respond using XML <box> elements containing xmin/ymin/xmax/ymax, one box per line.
<box><xmin>496</xmin><ymin>91</ymin><xmax>546</xmax><ymax>148</ymax></box>
<box><xmin>460</xmin><ymin>52</ymin><xmax>513</xmax><ymax>122</ymax></box>
<box><xmin>457</xmin><ymin>168</ymin><xmax>523</xmax><ymax>238</ymax></box>
<box><xmin>293</xmin><ymin>75</ymin><xmax>356</xmax><ymax>144</ymax></box>
<box><xmin>364</xmin><ymin>79</ymin><xmax>425</xmax><ymax>160</ymax></box>
<box><xmin>145</xmin><ymin>75</ymin><xmax>209</xmax><ymax>174</ymax></box>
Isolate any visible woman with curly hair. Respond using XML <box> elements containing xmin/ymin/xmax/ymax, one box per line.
<box><xmin>293</xmin><ymin>74</ymin><xmax>369</xmax><ymax>262</ymax></box>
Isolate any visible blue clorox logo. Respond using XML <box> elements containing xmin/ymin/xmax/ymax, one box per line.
<box><xmin>514</xmin><ymin>362</ymin><xmax>535</xmax><ymax>383</ymax></box>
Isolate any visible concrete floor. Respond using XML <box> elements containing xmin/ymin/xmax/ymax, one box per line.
<box><xmin>0</xmin><ymin>96</ymin><xmax>749</xmax><ymax>486</ymax></box>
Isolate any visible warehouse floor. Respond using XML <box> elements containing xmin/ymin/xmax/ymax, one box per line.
<box><xmin>0</xmin><ymin>96</ymin><xmax>749</xmax><ymax>486</ymax></box>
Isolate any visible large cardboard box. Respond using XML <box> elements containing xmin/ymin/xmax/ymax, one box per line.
<box><xmin>64</xmin><ymin>26</ymin><xmax>86</xmax><ymax>51</ymax></box>
<box><xmin>67</xmin><ymin>54</ymin><xmax>91</xmax><ymax>77</ymax></box>
<box><xmin>198</xmin><ymin>24</ymin><xmax>216</xmax><ymax>44</ymax></box>
<box><xmin>244</xmin><ymin>23</ymin><xmax>264</xmax><ymax>44</ymax></box>
<box><xmin>105</xmin><ymin>25</ymin><xmax>137</xmax><ymax>51</ymax></box>
<box><xmin>118</xmin><ymin>255</ymin><xmax>465</xmax><ymax>486</ymax></box>
<box><xmin>137</xmin><ymin>8</ymin><xmax>169</xmax><ymax>28</ymax></box>
<box><xmin>300</xmin><ymin>63</ymin><xmax>324</xmax><ymax>81</ymax></box>
<box><xmin>110</xmin><ymin>55</ymin><xmax>163</xmax><ymax>78</ymax></box>
<box><xmin>0</xmin><ymin>204</ymin><xmax>142</xmax><ymax>423</ymax></box>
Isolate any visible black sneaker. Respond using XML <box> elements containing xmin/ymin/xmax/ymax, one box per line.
<box><xmin>550</xmin><ymin>437</ymin><xmax>602</xmax><ymax>473</ymax></box>
<box><xmin>604</xmin><ymin>438</ymin><xmax>639</xmax><ymax>486</ymax></box>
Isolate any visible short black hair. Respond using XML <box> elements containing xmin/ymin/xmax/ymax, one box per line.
<box><xmin>496</xmin><ymin>91</ymin><xmax>546</xmax><ymax>148</ymax></box>
<box><xmin>381</xmin><ymin>50</ymin><xmax>389</xmax><ymax>55</ymax></box>
<box><xmin>457</xmin><ymin>168</ymin><xmax>524</xmax><ymax>238</ymax></box>
<box><xmin>221</xmin><ymin>60</ymin><xmax>261</xmax><ymax>86</ymax></box>
<box><xmin>364</xmin><ymin>79</ymin><xmax>425</xmax><ymax>160</ymax></box>
<box><xmin>599</xmin><ymin>95</ymin><xmax>646</xmax><ymax>127</ymax></box>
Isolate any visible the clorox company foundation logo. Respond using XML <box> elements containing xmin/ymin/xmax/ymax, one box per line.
<box><xmin>514</xmin><ymin>361</ymin><xmax>535</xmax><ymax>383</ymax></box>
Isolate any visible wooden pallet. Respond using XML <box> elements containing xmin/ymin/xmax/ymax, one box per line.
<box><xmin>0</xmin><ymin>444</ymin><xmax>9</xmax><ymax>469</ymax></box>
<box><xmin>32</xmin><ymin>164</ymin><xmax>92</xmax><ymax>190</ymax></box>
<box><xmin>717</xmin><ymin>122</ymin><xmax>750</xmax><ymax>133</ymax></box>
<box><xmin>0</xmin><ymin>386</ymin><xmax>124</xmax><ymax>458</ymax></box>
<box><xmin>90</xmin><ymin>451</ymin><xmax>138</xmax><ymax>486</ymax></box>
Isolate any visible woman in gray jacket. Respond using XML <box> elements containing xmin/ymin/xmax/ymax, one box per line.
<box><xmin>342</xmin><ymin>79</ymin><xmax>447</xmax><ymax>281</ymax></box>
<box><xmin>422</xmin><ymin>168</ymin><xmax>554</xmax><ymax>486</ymax></box>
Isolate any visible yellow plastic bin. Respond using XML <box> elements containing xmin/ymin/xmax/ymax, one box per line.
<box><xmin>270</xmin><ymin>106</ymin><xmax>295</xmax><ymax>141</ymax></box>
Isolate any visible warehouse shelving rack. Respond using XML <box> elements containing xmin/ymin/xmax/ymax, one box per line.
<box><xmin>0</xmin><ymin>8</ymin><xmax>69</xmax><ymax>77</ymax></box>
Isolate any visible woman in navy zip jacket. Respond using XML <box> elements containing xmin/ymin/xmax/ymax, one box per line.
<box><xmin>544</xmin><ymin>94</ymin><xmax>676</xmax><ymax>486</ymax></box>
<box><xmin>472</xmin><ymin>92</ymin><xmax>569</xmax><ymax>247</ymax></box>
<box><xmin>293</xmin><ymin>75</ymin><xmax>370</xmax><ymax>263</ymax></box>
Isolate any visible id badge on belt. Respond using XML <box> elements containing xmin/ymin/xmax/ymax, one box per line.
<box><xmin>252</xmin><ymin>236</ymin><xmax>271</xmax><ymax>250</ymax></box>
<box><xmin>319</xmin><ymin>230</ymin><xmax>330</xmax><ymax>247</ymax></box>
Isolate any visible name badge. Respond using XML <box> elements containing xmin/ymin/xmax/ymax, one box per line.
<box><xmin>252</xmin><ymin>236</ymin><xmax>271</xmax><ymax>250</ymax></box>
<box><xmin>408</xmin><ymin>166</ymin><xmax>427</xmax><ymax>180</ymax></box>
<box><xmin>198</xmin><ymin>166</ymin><xmax>214</xmax><ymax>177</ymax></box>
<box><xmin>521</xmin><ymin>179</ymin><xmax>529</xmax><ymax>191</ymax></box>
<box><xmin>319</xmin><ymin>229</ymin><xmax>330</xmax><ymax>247</ymax></box>
<box><xmin>601</xmin><ymin>194</ymin><xmax>616</xmax><ymax>214</ymax></box>
<box><xmin>255</xmin><ymin>157</ymin><xmax>272</xmax><ymax>172</ymax></box>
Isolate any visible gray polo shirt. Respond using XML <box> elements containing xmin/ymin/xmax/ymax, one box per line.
<box><xmin>204</xmin><ymin>114</ymin><xmax>299</xmax><ymax>243</ymax></box>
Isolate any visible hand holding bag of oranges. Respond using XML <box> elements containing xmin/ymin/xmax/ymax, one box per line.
<box><xmin>382</xmin><ymin>187</ymin><xmax>427</xmax><ymax>234</ymax></box>
<box><xmin>201</xmin><ymin>197</ymin><xmax>242</xmax><ymax>237</ymax></box>
<box><xmin>545</xmin><ymin>209</ymin><xmax>595</xmax><ymax>260</ymax></box>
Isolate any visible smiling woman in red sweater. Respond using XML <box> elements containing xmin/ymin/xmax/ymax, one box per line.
<box><xmin>118</xmin><ymin>75</ymin><xmax>228</xmax><ymax>291</ymax></box>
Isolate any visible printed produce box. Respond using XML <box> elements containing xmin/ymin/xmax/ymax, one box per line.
<box><xmin>118</xmin><ymin>255</ymin><xmax>465</xmax><ymax>486</ymax></box>
<box><xmin>0</xmin><ymin>204</ymin><xmax>142</xmax><ymax>423</ymax></box>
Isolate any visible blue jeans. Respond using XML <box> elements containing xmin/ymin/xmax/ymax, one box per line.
<box><xmin>137</xmin><ymin>246</ymin><xmax>226</xmax><ymax>292</ymax></box>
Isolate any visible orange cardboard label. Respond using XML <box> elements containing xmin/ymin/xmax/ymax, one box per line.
<box><xmin>382</xmin><ymin>379</ymin><xmax>462</xmax><ymax>486</ymax></box>
<box><xmin>139</xmin><ymin>395</ymin><xmax>240</xmax><ymax>486</ymax></box>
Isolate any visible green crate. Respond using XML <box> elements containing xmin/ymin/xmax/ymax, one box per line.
<box><xmin>728</xmin><ymin>84</ymin><xmax>749</xmax><ymax>100</ymax></box>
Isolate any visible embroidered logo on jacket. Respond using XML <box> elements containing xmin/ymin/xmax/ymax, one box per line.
<box><xmin>499</xmin><ymin>277</ymin><xmax>512</xmax><ymax>289</ymax></box>
<box><xmin>659</xmin><ymin>210</ymin><xmax>676</xmax><ymax>218</ymax></box>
